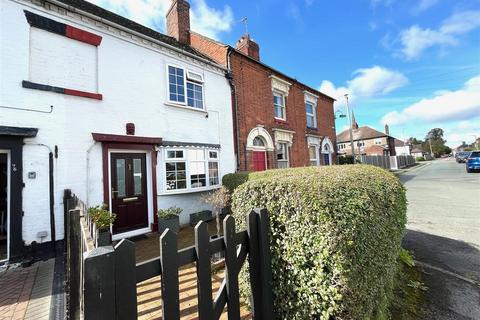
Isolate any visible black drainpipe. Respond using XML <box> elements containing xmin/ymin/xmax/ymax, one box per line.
<box><xmin>49</xmin><ymin>149</ymin><xmax>56</xmax><ymax>251</ymax></box>
<box><xmin>227</xmin><ymin>47</ymin><xmax>241</xmax><ymax>171</ymax></box>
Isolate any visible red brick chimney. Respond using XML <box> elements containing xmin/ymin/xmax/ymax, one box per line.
<box><xmin>166</xmin><ymin>0</ymin><xmax>191</xmax><ymax>45</ymax></box>
<box><xmin>235</xmin><ymin>34</ymin><xmax>260</xmax><ymax>61</ymax></box>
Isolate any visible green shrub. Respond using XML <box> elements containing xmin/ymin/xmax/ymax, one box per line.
<box><xmin>157</xmin><ymin>206</ymin><xmax>182</xmax><ymax>219</ymax></box>
<box><xmin>415</xmin><ymin>157</ymin><xmax>425</xmax><ymax>162</ymax></box>
<box><xmin>222</xmin><ymin>171</ymin><xmax>250</xmax><ymax>193</ymax></box>
<box><xmin>339</xmin><ymin>155</ymin><xmax>355</xmax><ymax>165</ymax></box>
<box><xmin>231</xmin><ymin>165</ymin><xmax>407</xmax><ymax>319</ymax></box>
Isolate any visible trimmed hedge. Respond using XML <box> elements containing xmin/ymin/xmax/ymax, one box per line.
<box><xmin>231</xmin><ymin>165</ymin><xmax>407</xmax><ymax>319</ymax></box>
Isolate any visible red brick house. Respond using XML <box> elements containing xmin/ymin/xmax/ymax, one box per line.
<box><xmin>166</xmin><ymin>0</ymin><xmax>337</xmax><ymax>171</ymax></box>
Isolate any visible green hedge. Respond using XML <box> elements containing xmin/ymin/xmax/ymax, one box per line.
<box><xmin>231</xmin><ymin>165</ymin><xmax>407</xmax><ymax>319</ymax></box>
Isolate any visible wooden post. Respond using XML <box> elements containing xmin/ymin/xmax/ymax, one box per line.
<box><xmin>114</xmin><ymin>239</ymin><xmax>137</xmax><ymax>320</ymax></box>
<box><xmin>195</xmin><ymin>222</ymin><xmax>214</xmax><ymax>319</ymax></box>
<box><xmin>254</xmin><ymin>208</ymin><xmax>274</xmax><ymax>319</ymax></box>
<box><xmin>84</xmin><ymin>246</ymin><xmax>116</xmax><ymax>320</ymax></box>
<box><xmin>247</xmin><ymin>210</ymin><xmax>262</xmax><ymax>318</ymax></box>
<box><xmin>160</xmin><ymin>229</ymin><xmax>180</xmax><ymax>320</ymax></box>
<box><xmin>69</xmin><ymin>209</ymin><xmax>81</xmax><ymax>320</ymax></box>
<box><xmin>223</xmin><ymin>215</ymin><xmax>240</xmax><ymax>320</ymax></box>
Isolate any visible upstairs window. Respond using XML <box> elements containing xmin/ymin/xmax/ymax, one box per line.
<box><xmin>273</xmin><ymin>92</ymin><xmax>286</xmax><ymax>120</ymax></box>
<box><xmin>306</xmin><ymin>102</ymin><xmax>317</xmax><ymax>128</ymax></box>
<box><xmin>168</xmin><ymin>66</ymin><xmax>186</xmax><ymax>103</ymax></box>
<box><xmin>168</xmin><ymin>66</ymin><xmax>205</xmax><ymax>110</ymax></box>
<box><xmin>186</xmin><ymin>71</ymin><xmax>204</xmax><ymax>109</ymax></box>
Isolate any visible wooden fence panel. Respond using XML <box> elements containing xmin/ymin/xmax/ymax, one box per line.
<box><xmin>195</xmin><ymin>222</ymin><xmax>214</xmax><ymax>319</ymax></box>
<box><xmin>255</xmin><ymin>208</ymin><xmax>274</xmax><ymax>319</ymax></box>
<box><xmin>69</xmin><ymin>209</ymin><xmax>81</xmax><ymax>320</ymax></box>
<box><xmin>160</xmin><ymin>230</ymin><xmax>180</xmax><ymax>320</ymax></box>
<box><xmin>114</xmin><ymin>239</ymin><xmax>137</xmax><ymax>320</ymax></box>
<box><xmin>223</xmin><ymin>216</ymin><xmax>240</xmax><ymax>320</ymax></box>
<box><xmin>84</xmin><ymin>246</ymin><xmax>116</xmax><ymax>320</ymax></box>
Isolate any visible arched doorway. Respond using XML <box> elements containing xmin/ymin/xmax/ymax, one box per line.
<box><xmin>321</xmin><ymin>137</ymin><xmax>334</xmax><ymax>166</ymax></box>
<box><xmin>246</xmin><ymin>126</ymin><xmax>274</xmax><ymax>171</ymax></box>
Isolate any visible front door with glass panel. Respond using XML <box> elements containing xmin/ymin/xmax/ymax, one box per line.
<box><xmin>110</xmin><ymin>153</ymin><xmax>148</xmax><ymax>234</ymax></box>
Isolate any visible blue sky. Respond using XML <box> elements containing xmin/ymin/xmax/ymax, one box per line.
<box><xmin>89</xmin><ymin>0</ymin><xmax>480</xmax><ymax>147</ymax></box>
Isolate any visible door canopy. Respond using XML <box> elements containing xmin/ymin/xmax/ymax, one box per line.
<box><xmin>246</xmin><ymin>126</ymin><xmax>274</xmax><ymax>151</ymax></box>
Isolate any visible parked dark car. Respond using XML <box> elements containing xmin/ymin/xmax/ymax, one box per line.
<box><xmin>466</xmin><ymin>151</ymin><xmax>480</xmax><ymax>173</ymax></box>
<box><xmin>456</xmin><ymin>151</ymin><xmax>471</xmax><ymax>163</ymax></box>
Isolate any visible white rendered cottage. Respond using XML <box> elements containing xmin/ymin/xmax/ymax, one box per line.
<box><xmin>0</xmin><ymin>0</ymin><xmax>235</xmax><ymax>262</ymax></box>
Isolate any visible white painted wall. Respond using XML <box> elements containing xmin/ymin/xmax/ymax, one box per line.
<box><xmin>0</xmin><ymin>0</ymin><xmax>235</xmax><ymax>244</ymax></box>
<box><xmin>395</xmin><ymin>146</ymin><xmax>411</xmax><ymax>156</ymax></box>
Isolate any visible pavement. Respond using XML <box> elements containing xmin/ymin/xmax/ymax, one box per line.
<box><xmin>0</xmin><ymin>258</ymin><xmax>62</xmax><ymax>320</ymax></box>
<box><xmin>399</xmin><ymin>158</ymin><xmax>480</xmax><ymax>320</ymax></box>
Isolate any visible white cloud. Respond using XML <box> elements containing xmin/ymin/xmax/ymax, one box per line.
<box><xmin>412</xmin><ymin>0</ymin><xmax>439</xmax><ymax>14</ymax></box>
<box><xmin>87</xmin><ymin>0</ymin><xmax>233</xmax><ymax>40</ymax></box>
<box><xmin>381</xmin><ymin>75</ymin><xmax>480</xmax><ymax>126</ymax></box>
<box><xmin>319</xmin><ymin>66</ymin><xmax>408</xmax><ymax>109</ymax></box>
<box><xmin>348</xmin><ymin>66</ymin><xmax>408</xmax><ymax>97</ymax></box>
<box><xmin>397</xmin><ymin>10</ymin><xmax>480</xmax><ymax>60</ymax></box>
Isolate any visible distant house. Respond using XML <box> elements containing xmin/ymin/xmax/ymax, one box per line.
<box><xmin>336</xmin><ymin>115</ymin><xmax>396</xmax><ymax>156</ymax></box>
<box><xmin>410</xmin><ymin>145</ymin><xmax>425</xmax><ymax>158</ymax></box>
<box><xmin>394</xmin><ymin>139</ymin><xmax>411</xmax><ymax>156</ymax></box>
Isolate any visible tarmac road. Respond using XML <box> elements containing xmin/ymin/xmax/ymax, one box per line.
<box><xmin>400</xmin><ymin>158</ymin><xmax>480</xmax><ymax>319</ymax></box>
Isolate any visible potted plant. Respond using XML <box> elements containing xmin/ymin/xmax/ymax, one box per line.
<box><xmin>157</xmin><ymin>206</ymin><xmax>182</xmax><ymax>234</ymax></box>
<box><xmin>89</xmin><ymin>205</ymin><xmax>116</xmax><ymax>247</ymax></box>
<box><xmin>189</xmin><ymin>210</ymin><xmax>213</xmax><ymax>226</ymax></box>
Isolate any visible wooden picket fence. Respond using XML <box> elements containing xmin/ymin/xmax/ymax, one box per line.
<box><xmin>64</xmin><ymin>188</ymin><xmax>274</xmax><ymax>320</ymax></box>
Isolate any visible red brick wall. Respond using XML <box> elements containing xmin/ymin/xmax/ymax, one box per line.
<box><xmin>230</xmin><ymin>51</ymin><xmax>336</xmax><ymax>171</ymax></box>
<box><xmin>189</xmin><ymin>33</ymin><xmax>337</xmax><ymax>171</ymax></box>
<box><xmin>190</xmin><ymin>32</ymin><xmax>228</xmax><ymax>66</ymax></box>
<box><xmin>166</xmin><ymin>0</ymin><xmax>191</xmax><ymax>45</ymax></box>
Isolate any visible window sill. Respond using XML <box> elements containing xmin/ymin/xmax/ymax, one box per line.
<box><xmin>274</xmin><ymin>118</ymin><xmax>288</xmax><ymax>124</ymax></box>
<box><xmin>165</xmin><ymin>102</ymin><xmax>207</xmax><ymax>114</ymax></box>
<box><xmin>159</xmin><ymin>185</ymin><xmax>220</xmax><ymax>196</ymax></box>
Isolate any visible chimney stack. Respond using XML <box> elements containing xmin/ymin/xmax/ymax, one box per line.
<box><xmin>235</xmin><ymin>34</ymin><xmax>260</xmax><ymax>61</ymax></box>
<box><xmin>166</xmin><ymin>0</ymin><xmax>191</xmax><ymax>45</ymax></box>
<box><xmin>385</xmin><ymin>124</ymin><xmax>390</xmax><ymax>136</ymax></box>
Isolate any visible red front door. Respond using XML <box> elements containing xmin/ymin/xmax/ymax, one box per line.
<box><xmin>252</xmin><ymin>151</ymin><xmax>266</xmax><ymax>171</ymax></box>
<box><xmin>110</xmin><ymin>153</ymin><xmax>148</xmax><ymax>234</ymax></box>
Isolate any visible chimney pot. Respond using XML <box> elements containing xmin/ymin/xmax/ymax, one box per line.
<box><xmin>166</xmin><ymin>0</ymin><xmax>191</xmax><ymax>45</ymax></box>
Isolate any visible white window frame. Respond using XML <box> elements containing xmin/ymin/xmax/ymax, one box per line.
<box><xmin>309</xmin><ymin>145</ymin><xmax>319</xmax><ymax>166</ymax></box>
<box><xmin>162</xmin><ymin>148</ymin><xmax>220</xmax><ymax>194</ymax></box>
<box><xmin>306</xmin><ymin>101</ymin><xmax>317</xmax><ymax>128</ymax></box>
<box><xmin>276</xmin><ymin>142</ymin><xmax>289</xmax><ymax>168</ymax></box>
<box><xmin>374</xmin><ymin>138</ymin><xmax>383</xmax><ymax>145</ymax></box>
<box><xmin>166</xmin><ymin>64</ymin><xmax>205</xmax><ymax>111</ymax></box>
<box><xmin>273</xmin><ymin>90</ymin><xmax>286</xmax><ymax>120</ymax></box>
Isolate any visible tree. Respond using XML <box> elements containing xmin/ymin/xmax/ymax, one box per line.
<box><xmin>407</xmin><ymin>137</ymin><xmax>423</xmax><ymax>145</ymax></box>
<box><xmin>425</xmin><ymin>128</ymin><xmax>448</xmax><ymax>157</ymax></box>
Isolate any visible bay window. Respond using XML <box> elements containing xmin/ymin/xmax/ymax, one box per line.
<box><xmin>164</xmin><ymin>148</ymin><xmax>220</xmax><ymax>192</ymax></box>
